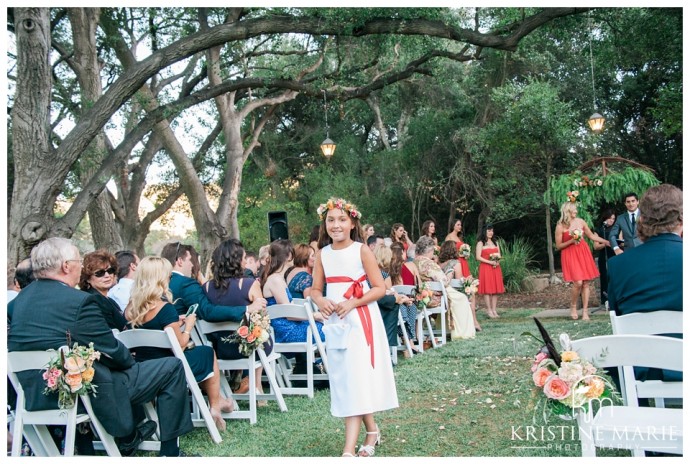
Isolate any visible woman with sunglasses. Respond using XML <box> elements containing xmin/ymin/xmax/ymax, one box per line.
<box><xmin>79</xmin><ymin>249</ymin><xmax>129</xmax><ymax>331</ymax></box>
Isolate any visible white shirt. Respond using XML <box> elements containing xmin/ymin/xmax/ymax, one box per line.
<box><xmin>7</xmin><ymin>289</ymin><xmax>19</xmax><ymax>303</ymax></box>
<box><xmin>108</xmin><ymin>278</ymin><xmax>134</xmax><ymax>313</ymax></box>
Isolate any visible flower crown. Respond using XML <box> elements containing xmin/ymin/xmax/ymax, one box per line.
<box><xmin>317</xmin><ymin>197</ymin><xmax>362</xmax><ymax>221</ymax></box>
<box><xmin>566</xmin><ymin>190</ymin><xmax>579</xmax><ymax>203</ymax></box>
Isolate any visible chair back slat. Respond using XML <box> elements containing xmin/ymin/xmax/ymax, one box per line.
<box><xmin>611</xmin><ymin>310</ymin><xmax>683</xmax><ymax>335</ymax></box>
<box><xmin>570</xmin><ymin>334</ymin><xmax>682</xmax><ymax>372</ymax></box>
<box><xmin>267</xmin><ymin>304</ymin><xmax>309</xmax><ymax>321</ymax></box>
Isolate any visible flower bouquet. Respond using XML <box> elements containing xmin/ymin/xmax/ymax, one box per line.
<box><xmin>489</xmin><ymin>252</ymin><xmax>501</xmax><ymax>264</ymax></box>
<box><xmin>224</xmin><ymin>309</ymin><xmax>272</xmax><ymax>356</ymax></box>
<box><xmin>525</xmin><ymin>318</ymin><xmax>619</xmax><ymax>421</ymax></box>
<box><xmin>570</xmin><ymin>228</ymin><xmax>583</xmax><ymax>243</ymax></box>
<box><xmin>462</xmin><ymin>276</ymin><xmax>479</xmax><ymax>296</ymax></box>
<box><xmin>459</xmin><ymin>243</ymin><xmax>471</xmax><ymax>259</ymax></box>
<box><xmin>413</xmin><ymin>281</ymin><xmax>432</xmax><ymax>311</ymax></box>
<box><xmin>43</xmin><ymin>342</ymin><xmax>101</xmax><ymax>409</ymax></box>
<box><xmin>566</xmin><ymin>190</ymin><xmax>579</xmax><ymax>203</ymax></box>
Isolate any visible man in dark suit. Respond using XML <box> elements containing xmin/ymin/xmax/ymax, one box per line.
<box><xmin>8</xmin><ymin>238</ymin><xmax>194</xmax><ymax>456</ymax></box>
<box><xmin>161</xmin><ymin>242</ymin><xmax>266</xmax><ymax>320</ymax></box>
<box><xmin>609</xmin><ymin>192</ymin><xmax>642</xmax><ymax>254</ymax></box>
<box><xmin>607</xmin><ymin>184</ymin><xmax>682</xmax><ymax>383</ymax></box>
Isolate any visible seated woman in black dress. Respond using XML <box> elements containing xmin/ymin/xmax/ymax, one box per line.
<box><xmin>203</xmin><ymin>239</ymin><xmax>268</xmax><ymax>400</ymax></box>
<box><xmin>126</xmin><ymin>256</ymin><xmax>234</xmax><ymax>432</ymax></box>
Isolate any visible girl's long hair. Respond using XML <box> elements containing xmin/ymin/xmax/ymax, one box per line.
<box><xmin>389</xmin><ymin>242</ymin><xmax>406</xmax><ymax>285</ymax></box>
<box><xmin>126</xmin><ymin>256</ymin><xmax>173</xmax><ymax>327</ymax></box>
<box><xmin>260</xmin><ymin>239</ymin><xmax>294</xmax><ymax>286</ymax></box>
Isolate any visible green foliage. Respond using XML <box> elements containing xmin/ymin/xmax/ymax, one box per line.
<box><xmin>496</xmin><ymin>237</ymin><xmax>538</xmax><ymax>293</ymax></box>
<box><xmin>549</xmin><ymin>166</ymin><xmax>660</xmax><ymax>226</ymax></box>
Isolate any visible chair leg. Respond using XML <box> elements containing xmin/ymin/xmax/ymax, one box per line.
<box><xmin>248</xmin><ymin>366</ymin><xmax>257</xmax><ymax>425</ymax></box>
<box><xmin>258</xmin><ymin>351</ymin><xmax>287</xmax><ymax>412</ymax></box>
<box><xmin>11</xmin><ymin>410</ymin><xmax>24</xmax><ymax>457</ymax></box>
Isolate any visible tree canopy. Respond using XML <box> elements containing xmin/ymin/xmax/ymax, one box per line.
<box><xmin>6</xmin><ymin>7</ymin><xmax>681</xmax><ymax>269</ymax></box>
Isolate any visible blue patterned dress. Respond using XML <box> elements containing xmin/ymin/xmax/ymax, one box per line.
<box><xmin>268</xmin><ymin>287</ymin><xmax>325</xmax><ymax>344</ymax></box>
<box><xmin>287</xmin><ymin>270</ymin><xmax>312</xmax><ymax>299</ymax></box>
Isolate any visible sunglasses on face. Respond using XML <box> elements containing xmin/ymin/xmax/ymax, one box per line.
<box><xmin>93</xmin><ymin>267</ymin><xmax>116</xmax><ymax>278</ymax></box>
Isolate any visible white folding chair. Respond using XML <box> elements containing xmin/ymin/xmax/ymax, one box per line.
<box><xmin>266</xmin><ymin>302</ymin><xmax>328</xmax><ymax>398</ymax></box>
<box><xmin>609</xmin><ymin>310</ymin><xmax>683</xmax><ymax>408</ymax></box>
<box><xmin>114</xmin><ymin>327</ymin><xmax>223</xmax><ymax>444</ymax></box>
<box><xmin>392</xmin><ymin>284</ymin><xmax>435</xmax><ymax>353</ymax></box>
<box><xmin>195</xmin><ymin>319</ymin><xmax>287</xmax><ymax>424</ymax></box>
<box><xmin>449</xmin><ymin>278</ymin><xmax>463</xmax><ymax>290</ymax></box>
<box><xmin>7</xmin><ymin>349</ymin><xmax>121</xmax><ymax>457</ymax></box>
<box><xmin>425</xmin><ymin>281</ymin><xmax>448</xmax><ymax>347</ymax></box>
<box><xmin>570</xmin><ymin>334</ymin><xmax>683</xmax><ymax>457</ymax></box>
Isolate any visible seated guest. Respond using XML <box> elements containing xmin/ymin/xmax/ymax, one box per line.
<box><xmin>80</xmin><ymin>250</ymin><xmax>129</xmax><ymax>332</ymax></box>
<box><xmin>286</xmin><ymin>244</ymin><xmax>315</xmax><ymax>299</ymax></box>
<box><xmin>9</xmin><ymin>238</ymin><xmax>193</xmax><ymax>457</ymax></box>
<box><xmin>108</xmin><ymin>250</ymin><xmax>139</xmax><ymax>312</ymax></box>
<box><xmin>7</xmin><ymin>267</ymin><xmax>19</xmax><ymax>302</ymax></box>
<box><xmin>608</xmin><ymin>184</ymin><xmax>682</xmax><ymax>315</ymax></box>
<box><xmin>262</xmin><ymin>240</ymin><xmax>325</xmax><ymax>343</ymax></box>
<box><xmin>203</xmin><ymin>239</ymin><xmax>270</xmax><ymax>399</ymax></box>
<box><xmin>367</xmin><ymin>234</ymin><xmax>385</xmax><ymax>252</ymax></box>
<box><xmin>161</xmin><ymin>241</ymin><xmax>265</xmax><ymax>320</ymax></box>
<box><xmin>438</xmin><ymin>240</ymin><xmax>480</xmax><ymax>332</ymax></box>
<box><xmin>373</xmin><ymin>244</ymin><xmax>416</xmax><ymax>343</ymax></box>
<box><xmin>308</xmin><ymin>224</ymin><xmax>321</xmax><ymax>252</ymax></box>
<box><xmin>243</xmin><ymin>250</ymin><xmax>259</xmax><ymax>278</ymax></box>
<box><xmin>607</xmin><ymin>183</ymin><xmax>683</xmax><ymax>384</ymax></box>
<box><xmin>414</xmin><ymin>236</ymin><xmax>475</xmax><ymax>340</ymax></box>
<box><xmin>257</xmin><ymin>244</ymin><xmax>270</xmax><ymax>281</ymax></box>
<box><xmin>126</xmin><ymin>256</ymin><xmax>234</xmax><ymax>432</ymax></box>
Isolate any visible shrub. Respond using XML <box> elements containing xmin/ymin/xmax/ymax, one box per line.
<box><xmin>497</xmin><ymin>237</ymin><xmax>538</xmax><ymax>293</ymax></box>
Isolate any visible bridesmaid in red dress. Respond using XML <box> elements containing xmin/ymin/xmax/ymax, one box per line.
<box><xmin>555</xmin><ymin>202</ymin><xmax>610</xmax><ymax>321</ymax></box>
<box><xmin>476</xmin><ymin>224</ymin><xmax>504</xmax><ymax>319</ymax></box>
<box><xmin>444</xmin><ymin>218</ymin><xmax>471</xmax><ymax>278</ymax></box>
<box><xmin>444</xmin><ymin>219</ymin><xmax>477</xmax><ymax>325</ymax></box>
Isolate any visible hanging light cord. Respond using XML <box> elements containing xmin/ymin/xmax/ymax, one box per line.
<box><xmin>588</xmin><ymin>14</ymin><xmax>597</xmax><ymax>112</ymax></box>
<box><xmin>323</xmin><ymin>89</ymin><xmax>330</xmax><ymax>138</ymax></box>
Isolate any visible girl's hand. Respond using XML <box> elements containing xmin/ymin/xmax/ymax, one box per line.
<box><xmin>318</xmin><ymin>298</ymin><xmax>338</xmax><ymax>317</ymax></box>
<box><xmin>334</xmin><ymin>299</ymin><xmax>357</xmax><ymax>318</ymax></box>
<box><xmin>185</xmin><ymin>313</ymin><xmax>197</xmax><ymax>327</ymax></box>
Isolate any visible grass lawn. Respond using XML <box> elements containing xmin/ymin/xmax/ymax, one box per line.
<box><xmin>178</xmin><ymin>308</ymin><xmax>629</xmax><ymax>457</ymax></box>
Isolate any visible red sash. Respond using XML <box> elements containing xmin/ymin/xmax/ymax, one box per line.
<box><xmin>326</xmin><ymin>274</ymin><xmax>375</xmax><ymax>368</ymax></box>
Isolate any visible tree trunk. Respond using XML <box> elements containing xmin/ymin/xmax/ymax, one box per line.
<box><xmin>69</xmin><ymin>8</ymin><xmax>123</xmax><ymax>252</ymax></box>
<box><xmin>8</xmin><ymin>8</ymin><xmax>55</xmax><ymax>266</ymax></box>
<box><xmin>544</xmin><ymin>152</ymin><xmax>557</xmax><ymax>281</ymax></box>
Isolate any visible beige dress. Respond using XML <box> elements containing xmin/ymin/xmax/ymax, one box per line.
<box><xmin>415</xmin><ymin>256</ymin><xmax>476</xmax><ymax>340</ymax></box>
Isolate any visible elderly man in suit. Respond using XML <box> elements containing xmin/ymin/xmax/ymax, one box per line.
<box><xmin>609</xmin><ymin>192</ymin><xmax>643</xmax><ymax>255</ymax></box>
<box><xmin>8</xmin><ymin>238</ymin><xmax>194</xmax><ymax>456</ymax></box>
<box><xmin>161</xmin><ymin>241</ymin><xmax>266</xmax><ymax>320</ymax></box>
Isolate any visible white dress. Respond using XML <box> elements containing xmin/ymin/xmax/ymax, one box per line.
<box><xmin>320</xmin><ymin>242</ymin><xmax>399</xmax><ymax>417</ymax></box>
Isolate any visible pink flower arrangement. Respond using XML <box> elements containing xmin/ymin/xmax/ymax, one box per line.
<box><xmin>43</xmin><ymin>341</ymin><xmax>100</xmax><ymax>409</ymax></box>
<box><xmin>526</xmin><ymin>320</ymin><xmax>619</xmax><ymax>421</ymax></box>
<box><xmin>224</xmin><ymin>308</ymin><xmax>272</xmax><ymax>356</ymax></box>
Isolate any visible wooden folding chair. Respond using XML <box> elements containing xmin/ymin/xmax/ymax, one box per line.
<box><xmin>7</xmin><ymin>349</ymin><xmax>121</xmax><ymax>456</ymax></box>
<box><xmin>609</xmin><ymin>310</ymin><xmax>683</xmax><ymax>408</ymax></box>
<box><xmin>195</xmin><ymin>319</ymin><xmax>287</xmax><ymax>424</ymax></box>
<box><xmin>114</xmin><ymin>327</ymin><xmax>223</xmax><ymax>444</ymax></box>
<box><xmin>570</xmin><ymin>334</ymin><xmax>683</xmax><ymax>457</ymax></box>
<box><xmin>266</xmin><ymin>302</ymin><xmax>328</xmax><ymax>398</ymax></box>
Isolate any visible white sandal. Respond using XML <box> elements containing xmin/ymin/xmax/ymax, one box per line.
<box><xmin>357</xmin><ymin>428</ymin><xmax>381</xmax><ymax>457</ymax></box>
<box><xmin>341</xmin><ymin>452</ymin><xmax>355</xmax><ymax>457</ymax></box>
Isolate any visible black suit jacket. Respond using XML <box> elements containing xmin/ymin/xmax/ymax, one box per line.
<box><xmin>8</xmin><ymin>279</ymin><xmax>138</xmax><ymax>436</ymax></box>
<box><xmin>168</xmin><ymin>272</ymin><xmax>245</xmax><ymax>321</ymax></box>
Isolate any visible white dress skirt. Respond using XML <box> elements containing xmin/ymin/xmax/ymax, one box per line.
<box><xmin>320</xmin><ymin>242</ymin><xmax>399</xmax><ymax>417</ymax></box>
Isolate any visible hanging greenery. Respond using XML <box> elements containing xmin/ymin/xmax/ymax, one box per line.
<box><xmin>547</xmin><ymin>165</ymin><xmax>660</xmax><ymax>226</ymax></box>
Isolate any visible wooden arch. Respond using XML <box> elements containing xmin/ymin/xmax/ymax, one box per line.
<box><xmin>577</xmin><ymin>156</ymin><xmax>655</xmax><ymax>177</ymax></box>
